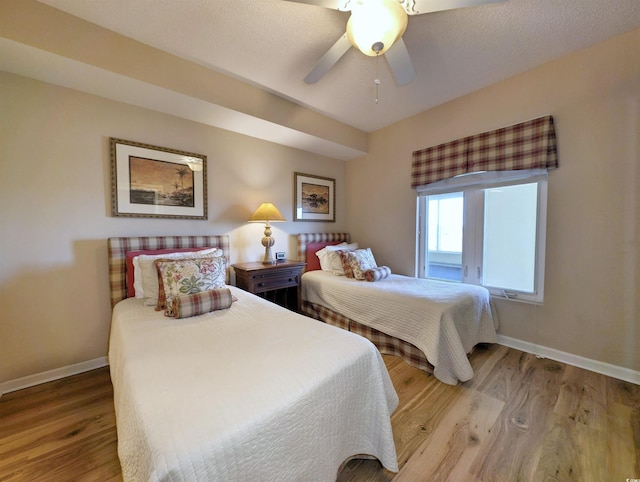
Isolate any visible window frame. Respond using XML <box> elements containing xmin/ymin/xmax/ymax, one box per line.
<box><xmin>416</xmin><ymin>169</ymin><xmax>548</xmax><ymax>303</ymax></box>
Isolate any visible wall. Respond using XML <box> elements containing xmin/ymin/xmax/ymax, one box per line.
<box><xmin>2</xmin><ymin>30</ymin><xmax>638</xmax><ymax>386</ymax></box>
<box><xmin>0</xmin><ymin>72</ymin><xmax>347</xmax><ymax>383</ymax></box>
<box><xmin>346</xmin><ymin>29</ymin><xmax>640</xmax><ymax>374</ymax></box>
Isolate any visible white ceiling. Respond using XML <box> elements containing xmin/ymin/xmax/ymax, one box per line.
<box><xmin>37</xmin><ymin>0</ymin><xmax>640</xmax><ymax>133</ymax></box>
<box><xmin>33</xmin><ymin>0</ymin><xmax>640</xmax><ymax>135</ymax></box>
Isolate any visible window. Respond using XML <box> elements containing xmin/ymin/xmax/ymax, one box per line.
<box><xmin>416</xmin><ymin>170</ymin><xmax>548</xmax><ymax>303</ymax></box>
<box><xmin>425</xmin><ymin>192</ymin><xmax>463</xmax><ymax>282</ymax></box>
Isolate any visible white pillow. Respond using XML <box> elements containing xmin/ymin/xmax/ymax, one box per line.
<box><xmin>315</xmin><ymin>242</ymin><xmax>348</xmax><ymax>271</ymax></box>
<box><xmin>133</xmin><ymin>249</ymin><xmax>224</xmax><ymax>299</ymax></box>
<box><xmin>326</xmin><ymin>243</ymin><xmax>358</xmax><ymax>275</ymax></box>
<box><xmin>315</xmin><ymin>242</ymin><xmax>359</xmax><ymax>275</ymax></box>
<box><xmin>136</xmin><ymin>248</ymin><xmax>224</xmax><ymax>306</ymax></box>
<box><xmin>133</xmin><ymin>257</ymin><xmax>144</xmax><ymax>298</ymax></box>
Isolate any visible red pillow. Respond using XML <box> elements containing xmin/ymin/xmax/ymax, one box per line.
<box><xmin>305</xmin><ymin>241</ymin><xmax>343</xmax><ymax>272</ymax></box>
<box><xmin>125</xmin><ymin>247</ymin><xmax>213</xmax><ymax>298</ymax></box>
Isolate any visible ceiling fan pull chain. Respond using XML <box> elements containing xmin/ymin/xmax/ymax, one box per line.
<box><xmin>374</xmin><ymin>50</ymin><xmax>381</xmax><ymax>104</ymax></box>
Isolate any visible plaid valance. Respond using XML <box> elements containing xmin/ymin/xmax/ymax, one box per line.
<box><xmin>411</xmin><ymin>115</ymin><xmax>558</xmax><ymax>189</ymax></box>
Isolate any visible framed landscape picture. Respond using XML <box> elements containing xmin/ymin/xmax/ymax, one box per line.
<box><xmin>110</xmin><ymin>138</ymin><xmax>207</xmax><ymax>219</ymax></box>
<box><xmin>293</xmin><ymin>172</ymin><xmax>335</xmax><ymax>222</ymax></box>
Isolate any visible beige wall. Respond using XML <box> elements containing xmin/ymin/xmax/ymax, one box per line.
<box><xmin>0</xmin><ymin>72</ymin><xmax>347</xmax><ymax>382</ymax></box>
<box><xmin>346</xmin><ymin>29</ymin><xmax>640</xmax><ymax>372</ymax></box>
<box><xmin>2</xmin><ymin>28</ymin><xmax>638</xmax><ymax>385</ymax></box>
<box><xmin>0</xmin><ymin>0</ymin><xmax>368</xmax><ymax>157</ymax></box>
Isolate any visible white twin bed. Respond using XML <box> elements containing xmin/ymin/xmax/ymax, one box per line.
<box><xmin>297</xmin><ymin>233</ymin><xmax>499</xmax><ymax>386</ymax></box>
<box><xmin>107</xmin><ymin>235</ymin><xmax>399</xmax><ymax>482</ymax></box>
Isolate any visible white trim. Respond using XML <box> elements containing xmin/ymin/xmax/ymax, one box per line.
<box><xmin>498</xmin><ymin>335</ymin><xmax>640</xmax><ymax>386</ymax></box>
<box><xmin>416</xmin><ymin>172</ymin><xmax>548</xmax><ymax>303</ymax></box>
<box><xmin>0</xmin><ymin>357</ymin><xmax>109</xmax><ymax>397</ymax></box>
<box><xmin>2</xmin><ymin>337</ymin><xmax>638</xmax><ymax>398</ymax></box>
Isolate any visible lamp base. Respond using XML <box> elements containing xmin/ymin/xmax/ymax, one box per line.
<box><xmin>261</xmin><ymin>227</ymin><xmax>276</xmax><ymax>264</ymax></box>
<box><xmin>262</xmin><ymin>246</ymin><xmax>276</xmax><ymax>265</ymax></box>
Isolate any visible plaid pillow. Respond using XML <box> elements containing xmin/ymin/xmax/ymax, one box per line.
<box><xmin>172</xmin><ymin>288</ymin><xmax>234</xmax><ymax>318</ymax></box>
<box><xmin>364</xmin><ymin>266</ymin><xmax>391</xmax><ymax>282</ymax></box>
<box><xmin>155</xmin><ymin>256</ymin><xmax>227</xmax><ymax>315</ymax></box>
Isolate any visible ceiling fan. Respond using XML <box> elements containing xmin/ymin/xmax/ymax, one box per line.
<box><xmin>286</xmin><ymin>0</ymin><xmax>504</xmax><ymax>86</ymax></box>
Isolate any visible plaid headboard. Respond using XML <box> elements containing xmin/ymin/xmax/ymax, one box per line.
<box><xmin>296</xmin><ymin>233</ymin><xmax>351</xmax><ymax>263</ymax></box>
<box><xmin>107</xmin><ymin>235</ymin><xmax>230</xmax><ymax>308</ymax></box>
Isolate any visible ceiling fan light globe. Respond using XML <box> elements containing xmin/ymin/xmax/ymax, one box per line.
<box><xmin>346</xmin><ymin>0</ymin><xmax>408</xmax><ymax>57</ymax></box>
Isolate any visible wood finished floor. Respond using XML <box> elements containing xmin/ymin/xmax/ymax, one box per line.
<box><xmin>0</xmin><ymin>344</ymin><xmax>638</xmax><ymax>481</ymax></box>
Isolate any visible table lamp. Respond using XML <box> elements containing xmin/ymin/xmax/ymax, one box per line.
<box><xmin>249</xmin><ymin>202</ymin><xmax>286</xmax><ymax>264</ymax></box>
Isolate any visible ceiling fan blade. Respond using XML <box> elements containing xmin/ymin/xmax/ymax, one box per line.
<box><xmin>406</xmin><ymin>0</ymin><xmax>505</xmax><ymax>15</ymax></box>
<box><xmin>284</xmin><ymin>0</ymin><xmax>351</xmax><ymax>11</ymax></box>
<box><xmin>384</xmin><ymin>37</ymin><xmax>416</xmax><ymax>86</ymax></box>
<box><xmin>304</xmin><ymin>33</ymin><xmax>352</xmax><ymax>84</ymax></box>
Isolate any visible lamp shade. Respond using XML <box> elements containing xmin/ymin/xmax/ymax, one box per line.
<box><xmin>249</xmin><ymin>202</ymin><xmax>286</xmax><ymax>222</ymax></box>
<box><xmin>346</xmin><ymin>0</ymin><xmax>408</xmax><ymax>56</ymax></box>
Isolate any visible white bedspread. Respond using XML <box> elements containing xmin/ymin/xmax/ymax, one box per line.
<box><xmin>302</xmin><ymin>271</ymin><xmax>498</xmax><ymax>385</ymax></box>
<box><xmin>109</xmin><ymin>286</ymin><xmax>398</xmax><ymax>482</ymax></box>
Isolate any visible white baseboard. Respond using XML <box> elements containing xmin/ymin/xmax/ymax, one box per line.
<box><xmin>2</xmin><ymin>338</ymin><xmax>638</xmax><ymax>397</ymax></box>
<box><xmin>0</xmin><ymin>357</ymin><xmax>109</xmax><ymax>397</ymax></box>
<box><xmin>497</xmin><ymin>335</ymin><xmax>640</xmax><ymax>385</ymax></box>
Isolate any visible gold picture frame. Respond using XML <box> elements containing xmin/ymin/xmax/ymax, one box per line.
<box><xmin>110</xmin><ymin>138</ymin><xmax>207</xmax><ymax>219</ymax></box>
<box><xmin>293</xmin><ymin>172</ymin><xmax>335</xmax><ymax>222</ymax></box>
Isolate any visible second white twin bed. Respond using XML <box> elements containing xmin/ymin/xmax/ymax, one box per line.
<box><xmin>297</xmin><ymin>233</ymin><xmax>498</xmax><ymax>386</ymax></box>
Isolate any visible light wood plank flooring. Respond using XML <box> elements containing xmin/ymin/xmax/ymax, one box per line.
<box><xmin>1</xmin><ymin>344</ymin><xmax>638</xmax><ymax>481</ymax></box>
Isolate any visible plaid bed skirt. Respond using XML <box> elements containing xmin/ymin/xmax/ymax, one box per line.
<box><xmin>301</xmin><ymin>300</ymin><xmax>434</xmax><ymax>375</ymax></box>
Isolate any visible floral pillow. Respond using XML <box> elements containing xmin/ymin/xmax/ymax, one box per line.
<box><xmin>136</xmin><ymin>248</ymin><xmax>223</xmax><ymax>305</ymax></box>
<box><xmin>155</xmin><ymin>256</ymin><xmax>227</xmax><ymax>316</ymax></box>
<box><xmin>343</xmin><ymin>248</ymin><xmax>378</xmax><ymax>280</ymax></box>
<box><xmin>339</xmin><ymin>250</ymin><xmax>355</xmax><ymax>278</ymax></box>
<box><xmin>127</xmin><ymin>247</ymin><xmax>219</xmax><ymax>299</ymax></box>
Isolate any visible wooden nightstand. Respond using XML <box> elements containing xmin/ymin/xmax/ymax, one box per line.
<box><xmin>232</xmin><ymin>260</ymin><xmax>306</xmax><ymax>312</ymax></box>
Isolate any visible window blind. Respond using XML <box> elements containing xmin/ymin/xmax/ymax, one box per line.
<box><xmin>411</xmin><ymin>115</ymin><xmax>558</xmax><ymax>189</ymax></box>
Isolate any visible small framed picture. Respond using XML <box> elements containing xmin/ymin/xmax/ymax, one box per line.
<box><xmin>110</xmin><ymin>138</ymin><xmax>207</xmax><ymax>219</ymax></box>
<box><xmin>293</xmin><ymin>172</ymin><xmax>335</xmax><ymax>222</ymax></box>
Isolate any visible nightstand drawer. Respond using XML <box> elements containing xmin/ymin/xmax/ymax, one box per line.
<box><xmin>249</xmin><ymin>271</ymin><xmax>299</xmax><ymax>293</ymax></box>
